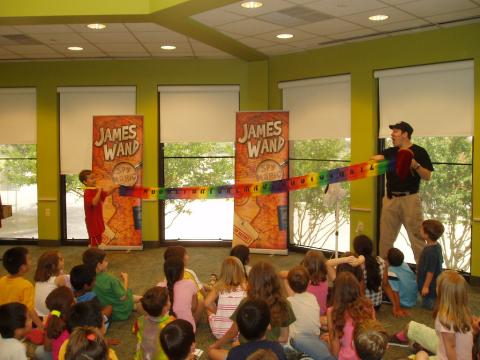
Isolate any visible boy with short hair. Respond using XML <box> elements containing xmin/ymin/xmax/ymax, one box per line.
<box><xmin>387</xmin><ymin>248</ymin><xmax>417</xmax><ymax>308</ymax></box>
<box><xmin>354</xmin><ymin>320</ymin><xmax>388</xmax><ymax>360</ymax></box>
<box><xmin>160</xmin><ymin>319</ymin><xmax>196</xmax><ymax>360</ymax></box>
<box><xmin>82</xmin><ymin>248</ymin><xmax>134</xmax><ymax>321</ymax></box>
<box><xmin>0</xmin><ymin>246</ymin><xmax>43</xmax><ymax>329</ymax></box>
<box><xmin>287</xmin><ymin>265</ymin><xmax>334</xmax><ymax>360</ymax></box>
<box><xmin>417</xmin><ymin>219</ymin><xmax>444</xmax><ymax>310</ymax></box>
<box><xmin>225</xmin><ymin>300</ymin><xmax>287</xmax><ymax>360</ymax></box>
<box><xmin>79</xmin><ymin>169</ymin><xmax>118</xmax><ymax>248</ymax></box>
<box><xmin>0</xmin><ymin>302</ymin><xmax>32</xmax><ymax>360</ymax></box>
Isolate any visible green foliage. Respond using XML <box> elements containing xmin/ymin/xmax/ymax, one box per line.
<box><xmin>0</xmin><ymin>145</ymin><xmax>36</xmax><ymax>188</ymax></box>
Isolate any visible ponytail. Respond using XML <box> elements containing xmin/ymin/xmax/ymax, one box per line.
<box><xmin>45</xmin><ymin>286</ymin><xmax>75</xmax><ymax>339</ymax></box>
<box><xmin>164</xmin><ymin>256</ymin><xmax>184</xmax><ymax>317</ymax></box>
<box><xmin>353</xmin><ymin>235</ymin><xmax>381</xmax><ymax>292</ymax></box>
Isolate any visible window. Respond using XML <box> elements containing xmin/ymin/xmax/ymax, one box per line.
<box><xmin>163</xmin><ymin>142</ymin><xmax>234</xmax><ymax>240</ymax></box>
<box><xmin>290</xmin><ymin>139</ymin><xmax>350</xmax><ymax>250</ymax></box>
<box><xmin>0</xmin><ymin>145</ymin><xmax>38</xmax><ymax>239</ymax></box>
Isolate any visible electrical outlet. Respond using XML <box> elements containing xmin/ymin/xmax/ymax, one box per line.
<box><xmin>356</xmin><ymin>221</ymin><xmax>364</xmax><ymax>234</ymax></box>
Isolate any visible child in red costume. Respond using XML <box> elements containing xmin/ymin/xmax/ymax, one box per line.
<box><xmin>79</xmin><ymin>170</ymin><xmax>118</xmax><ymax>247</ymax></box>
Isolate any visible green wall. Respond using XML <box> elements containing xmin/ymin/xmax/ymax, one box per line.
<box><xmin>268</xmin><ymin>22</ymin><xmax>480</xmax><ymax>275</ymax></box>
<box><xmin>0</xmin><ymin>22</ymin><xmax>479</xmax><ymax>275</ymax></box>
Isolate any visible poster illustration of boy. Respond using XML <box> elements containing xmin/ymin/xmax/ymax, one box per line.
<box><xmin>79</xmin><ymin>169</ymin><xmax>119</xmax><ymax>247</ymax></box>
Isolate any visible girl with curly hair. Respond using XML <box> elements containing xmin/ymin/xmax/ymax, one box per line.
<box><xmin>327</xmin><ymin>272</ymin><xmax>374</xmax><ymax>360</ymax></box>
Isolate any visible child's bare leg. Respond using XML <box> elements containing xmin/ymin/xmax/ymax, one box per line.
<box><xmin>193</xmin><ymin>299</ymin><xmax>205</xmax><ymax>323</ymax></box>
<box><xmin>102</xmin><ymin>305</ymin><xmax>112</xmax><ymax>319</ymax></box>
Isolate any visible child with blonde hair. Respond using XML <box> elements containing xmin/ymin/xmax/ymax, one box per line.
<box><xmin>391</xmin><ymin>271</ymin><xmax>473</xmax><ymax>360</ymax></box>
<box><xmin>34</xmin><ymin>250</ymin><xmax>70</xmax><ymax>317</ymax></box>
<box><xmin>205</xmin><ymin>256</ymin><xmax>247</xmax><ymax>339</ymax></box>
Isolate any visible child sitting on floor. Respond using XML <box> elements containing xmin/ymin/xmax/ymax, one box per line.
<box><xmin>0</xmin><ymin>302</ymin><xmax>32</xmax><ymax>360</ymax></box>
<box><xmin>387</xmin><ymin>247</ymin><xmax>417</xmax><ymax>309</ymax></box>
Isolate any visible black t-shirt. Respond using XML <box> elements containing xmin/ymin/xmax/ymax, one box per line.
<box><xmin>226</xmin><ymin>340</ymin><xmax>287</xmax><ymax>360</ymax></box>
<box><xmin>382</xmin><ymin>144</ymin><xmax>434</xmax><ymax>193</ymax></box>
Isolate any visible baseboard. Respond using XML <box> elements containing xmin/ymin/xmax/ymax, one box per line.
<box><xmin>142</xmin><ymin>241</ymin><xmax>161</xmax><ymax>248</ymax></box>
<box><xmin>38</xmin><ymin>240</ymin><xmax>61</xmax><ymax>246</ymax></box>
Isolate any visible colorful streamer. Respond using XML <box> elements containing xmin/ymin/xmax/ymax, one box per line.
<box><xmin>119</xmin><ymin>159</ymin><xmax>394</xmax><ymax>200</ymax></box>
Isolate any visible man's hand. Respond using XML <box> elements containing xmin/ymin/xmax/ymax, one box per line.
<box><xmin>421</xmin><ymin>286</ymin><xmax>429</xmax><ymax>297</ymax></box>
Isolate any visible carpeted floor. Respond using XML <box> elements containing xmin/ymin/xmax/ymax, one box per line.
<box><xmin>1</xmin><ymin>245</ymin><xmax>479</xmax><ymax>360</ymax></box>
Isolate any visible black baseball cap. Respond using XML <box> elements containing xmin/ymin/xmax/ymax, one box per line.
<box><xmin>389</xmin><ymin>121</ymin><xmax>413</xmax><ymax>136</ymax></box>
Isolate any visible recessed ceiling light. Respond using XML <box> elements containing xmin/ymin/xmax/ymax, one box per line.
<box><xmin>368</xmin><ymin>14</ymin><xmax>389</xmax><ymax>21</ymax></box>
<box><xmin>161</xmin><ymin>45</ymin><xmax>176</xmax><ymax>50</ymax></box>
<box><xmin>87</xmin><ymin>23</ymin><xmax>106</xmax><ymax>30</ymax></box>
<box><xmin>276</xmin><ymin>33</ymin><xmax>294</xmax><ymax>39</ymax></box>
<box><xmin>241</xmin><ymin>1</ymin><xmax>263</xmax><ymax>9</ymax></box>
<box><xmin>67</xmin><ymin>46</ymin><xmax>84</xmax><ymax>51</ymax></box>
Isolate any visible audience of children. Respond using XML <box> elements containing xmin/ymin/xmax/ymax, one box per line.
<box><xmin>34</xmin><ymin>251</ymin><xmax>69</xmax><ymax>318</ymax></box>
<box><xmin>160</xmin><ymin>319</ymin><xmax>196</xmax><ymax>360</ymax></box>
<box><xmin>204</xmin><ymin>256</ymin><xmax>247</xmax><ymax>339</ymax></box>
<box><xmin>387</xmin><ymin>247</ymin><xmax>417</xmax><ymax>309</ymax></box>
<box><xmin>0</xmin><ymin>302</ymin><xmax>31</xmax><ymax>360</ymax></box>
<box><xmin>286</xmin><ymin>265</ymin><xmax>334</xmax><ymax>360</ymax></box>
<box><xmin>82</xmin><ymin>248</ymin><xmax>135</xmax><ymax>321</ymax></box>
<box><xmin>224</xmin><ymin>299</ymin><xmax>287</xmax><ymax>360</ymax></box>
<box><xmin>1</xmin><ymin>217</ymin><xmax>477</xmax><ymax>360</ymax></box>
<box><xmin>417</xmin><ymin>219</ymin><xmax>445</xmax><ymax>310</ymax></box>
<box><xmin>133</xmin><ymin>286</ymin><xmax>175</xmax><ymax>360</ymax></box>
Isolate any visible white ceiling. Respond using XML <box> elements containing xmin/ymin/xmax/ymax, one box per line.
<box><xmin>0</xmin><ymin>0</ymin><xmax>479</xmax><ymax>60</ymax></box>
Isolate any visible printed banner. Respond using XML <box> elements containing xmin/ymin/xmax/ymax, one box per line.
<box><xmin>233</xmin><ymin>112</ymin><xmax>289</xmax><ymax>253</ymax></box>
<box><xmin>92</xmin><ymin>115</ymin><xmax>143</xmax><ymax>249</ymax></box>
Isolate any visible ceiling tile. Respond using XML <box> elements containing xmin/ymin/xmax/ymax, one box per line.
<box><xmin>189</xmin><ymin>40</ymin><xmax>219</xmax><ymax>52</ymax></box>
<box><xmin>286</xmin><ymin>0</ymin><xmax>318</xmax><ymax>4</ymax></box>
<box><xmin>375</xmin><ymin>18</ymin><xmax>429</xmax><ymax>32</ymax></box>
<box><xmin>0</xmin><ymin>26</ymin><xmax>22</xmax><ymax>35</ymax></box>
<box><xmin>258</xmin><ymin>43</ymin><xmax>301</xmax><ymax>55</ymax></box>
<box><xmin>151</xmin><ymin>51</ymin><xmax>193</xmax><ymax>57</ymax></box>
<box><xmin>217</xmin><ymin>30</ymin><xmax>245</xmax><ymax>39</ymax></box>
<box><xmin>396</xmin><ymin>0</ymin><xmax>477</xmax><ymax>17</ymax></box>
<box><xmin>21</xmin><ymin>53</ymin><xmax>66</xmax><ymax>59</ymax></box>
<box><xmin>0</xmin><ymin>36</ymin><xmax>17</xmax><ymax>46</ymax></box>
<box><xmin>49</xmin><ymin>44</ymin><xmax>105</xmax><ymax>56</ymax></box>
<box><xmin>191</xmin><ymin>9</ymin><xmax>246</xmax><ymax>27</ymax></box>
<box><xmin>133</xmin><ymin>31</ymin><xmax>188</xmax><ymax>43</ymax></box>
<box><xmin>79</xmin><ymin>32</ymin><xmax>139</xmax><ymax>44</ymax></box>
<box><xmin>288</xmin><ymin>35</ymin><xmax>330</xmax><ymax>48</ymax></box>
<box><xmin>220</xmin><ymin>0</ymin><xmax>296</xmax><ymax>17</ymax></box>
<box><xmin>28</xmin><ymin>32</ymin><xmax>90</xmax><ymax>45</ymax></box>
<box><xmin>14</xmin><ymin>24</ymin><xmax>74</xmax><ymax>34</ymax></box>
<box><xmin>426</xmin><ymin>7</ymin><xmax>480</xmax><ymax>24</ymax></box>
<box><xmin>256</xmin><ymin>12</ymin><xmax>309</xmax><ymax>26</ymax></box>
<box><xmin>254</xmin><ymin>28</ymin><xmax>317</xmax><ymax>43</ymax></box>
<box><xmin>304</xmin><ymin>0</ymin><xmax>386</xmax><ymax>17</ymax></box>
<box><xmin>106</xmin><ymin>52</ymin><xmax>151</xmax><ymax>58</ymax></box>
<box><xmin>217</xmin><ymin>18</ymin><xmax>283</xmax><ymax>36</ymax></box>
<box><xmin>124</xmin><ymin>23</ymin><xmax>172</xmax><ymax>32</ymax></box>
<box><xmin>196</xmin><ymin>53</ymin><xmax>235</xmax><ymax>59</ymax></box>
<box><xmin>237</xmin><ymin>36</ymin><xmax>277</xmax><ymax>48</ymax></box>
<box><xmin>438</xmin><ymin>17</ymin><xmax>480</xmax><ymax>27</ymax></box>
<box><xmin>296</xmin><ymin>18</ymin><xmax>363</xmax><ymax>35</ymax></box>
<box><xmin>341</xmin><ymin>6</ymin><xmax>416</xmax><ymax>27</ymax></box>
<box><xmin>4</xmin><ymin>44</ymin><xmax>60</xmax><ymax>55</ymax></box>
<box><xmin>68</xmin><ymin>23</ymin><xmax>129</xmax><ymax>33</ymax></box>
<box><xmin>327</xmin><ymin>27</ymin><xmax>377</xmax><ymax>39</ymax></box>
<box><xmin>378</xmin><ymin>0</ymin><xmax>421</xmax><ymax>4</ymax></box>
<box><xmin>95</xmin><ymin>43</ymin><xmax>147</xmax><ymax>52</ymax></box>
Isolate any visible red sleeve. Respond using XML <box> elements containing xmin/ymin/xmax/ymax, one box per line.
<box><xmin>101</xmin><ymin>191</ymin><xmax>108</xmax><ymax>202</ymax></box>
<box><xmin>84</xmin><ymin>189</ymin><xmax>95</xmax><ymax>207</ymax></box>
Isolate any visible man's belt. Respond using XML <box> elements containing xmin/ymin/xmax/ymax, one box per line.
<box><xmin>387</xmin><ymin>191</ymin><xmax>417</xmax><ymax>199</ymax></box>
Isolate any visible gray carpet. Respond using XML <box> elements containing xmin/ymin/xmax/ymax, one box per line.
<box><xmin>1</xmin><ymin>245</ymin><xmax>479</xmax><ymax>359</ymax></box>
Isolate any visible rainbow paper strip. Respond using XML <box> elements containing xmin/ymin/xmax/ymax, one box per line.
<box><xmin>119</xmin><ymin>158</ymin><xmax>395</xmax><ymax>200</ymax></box>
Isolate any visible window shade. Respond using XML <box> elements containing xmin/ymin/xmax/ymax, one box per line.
<box><xmin>279</xmin><ymin>75</ymin><xmax>351</xmax><ymax>140</ymax></box>
<box><xmin>158</xmin><ymin>85</ymin><xmax>239</xmax><ymax>143</ymax></box>
<box><xmin>59</xmin><ymin>86</ymin><xmax>136</xmax><ymax>175</ymax></box>
<box><xmin>0</xmin><ymin>88</ymin><xmax>36</xmax><ymax>144</ymax></box>
<box><xmin>375</xmin><ymin>60</ymin><xmax>473</xmax><ymax>138</ymax></box>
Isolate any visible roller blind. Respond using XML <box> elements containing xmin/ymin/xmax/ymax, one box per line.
<box><xmin>158</xmin><ymin>85</ymin><xmax>239</xmax><ymax>143</ymax></box>
<box><xmin>0</xmin><ymin>88</ymin><xmax>36</xmax><ymax>144</ymax></box>
<box><xmin>375</xmin><ymin>60</ymin><xmax>474</xmax><ymax>138</ymax></box>
<box><xmin>279</xmin><ymin>75</ymin><xmax>351</xmax><ymax>140</ymax></box>
<box><xmin>59</xmin><ymin>86</ymin><xmax>136</xmax><ymax>174</ymax></box>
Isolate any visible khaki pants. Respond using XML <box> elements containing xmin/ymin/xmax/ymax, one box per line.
<box><xmin>379</xmin><ymin>193</ymin><xmax>425</xmax><ymax>263</ymax></box>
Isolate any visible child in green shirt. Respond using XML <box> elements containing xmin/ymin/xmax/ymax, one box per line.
<box><xmin>82</xmin><ymin>248</ymin><xmax>134</xmax><ymax>321</ymax></box>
